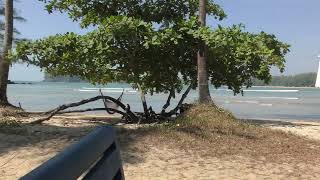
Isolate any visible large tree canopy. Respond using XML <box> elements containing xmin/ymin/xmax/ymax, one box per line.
<box><xmin>15</xmin><ymin>0</ymin><xmax>289</xmax><ymax>95</ymax></box>
<box><xmin>12</xmin><ymin>0</ymin><xmax>290</xmax><ymax>123</ymax></box>
<box><xmin>40</xmin><ymin>0</ymin><xmax>226</xmax><ymax>27</ymax></box>
<box><xmin>16</xmin><ymin>17</ymin><xmax>289</xmax><ymax>94</ymax></box>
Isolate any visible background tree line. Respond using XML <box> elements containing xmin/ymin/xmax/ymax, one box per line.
<box><xmin>44</xmin><ymin>73</ymin><xmax>85</xmax><ymax>83</ymax></box>
<box><xmin>252</xmin><ymin>72</ymin><xmax>317</xmax><ymax>87</ymax></box>
<box><xmin>45</xmin><ymin>72</ymin><xmax>317</xmax><ymax>88</ymax></box>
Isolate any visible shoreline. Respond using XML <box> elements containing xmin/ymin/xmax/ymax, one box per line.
<box><xmin>251</xmin><ymin>85</ymin><xmax>318</xmax><ymax>89</ymax></box>
<box><xmin>8</xmin><ymin>81</ymin><xmax>320</xmax><ymax>89</ymax></box>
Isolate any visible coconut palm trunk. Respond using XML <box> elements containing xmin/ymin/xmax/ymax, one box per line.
<box><xmin>0</xmin><ymin>0</ymin><xmax>13</xmax><ymax>105</ymax></box>
<box><xmin>197</xmin><ymin>0</ymin><xmax>212</xmax><ymax>103</ymax></box>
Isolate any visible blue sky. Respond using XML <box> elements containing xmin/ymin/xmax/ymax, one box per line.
<box><xmin>8</xmin><ymin>0</ymin><xmax>320</xmax><ymax>81</ymax></box>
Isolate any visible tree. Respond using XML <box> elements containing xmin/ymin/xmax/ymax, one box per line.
<box><xmin>14</xmin><ymin>1</ymin><xmax>289</xmax><ymax>122</ymax></box>
<box><xmin>197</xmin><ymin>0</ymin><xmax>212</xmax><ymax>103</ymax></box>
<box><xmin>0</xmin><ymin>0</ymin><xmax>26</xmax><ymax>45</ymax></box>
<box><xmin>0</xmin><ymin>0</ymin><xmax>13</xmax><ymax>105</ymax></box>
<box><xmin>0</xmin><ymin>0</ymin><xmax>26</xmax><ymax>106</ymax></box>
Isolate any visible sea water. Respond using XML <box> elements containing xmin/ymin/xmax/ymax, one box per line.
<box><xmin>7</xmin><ymin>82</ymin><xmax>320</xmax><ymax>121</ymax></box>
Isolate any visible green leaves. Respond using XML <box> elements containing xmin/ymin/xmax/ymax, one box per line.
<box><xmin>15</xmin><ymin>17</ymin><xmax>289</xmax><ymax>95</ymax></box>
<box><xmin>200</xmin><ymin>25</ymin><xmax>290</xmax><ymax>93</ymax></box>
<box><xmin>15</xmin><ymin>1</ymin><xmax>289</xmax><ymax>95</ymax></box>
<box><xmin>38</xmin><ymin>0</ymin><xmax>226</xmax><ymax>27</ymax></box>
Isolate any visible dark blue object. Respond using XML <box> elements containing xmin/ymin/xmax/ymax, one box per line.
<box><xmin>20</xmin><ymin>126</ymin><xmax>124</xmax><ymax>180</ymax></box>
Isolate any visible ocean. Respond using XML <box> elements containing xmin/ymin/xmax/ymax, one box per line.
<box><xmin>8</xmin><ymin>82</ymin><xmax>320</xmax><ymax>121</ymax></box>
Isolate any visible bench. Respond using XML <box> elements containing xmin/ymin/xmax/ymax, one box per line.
<box><xmin>20</xmin><ymin>126</ymin><xmax>125</xmax><ymax>180</ymax></box>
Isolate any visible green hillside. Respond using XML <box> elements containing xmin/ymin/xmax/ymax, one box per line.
<box><xmin>44</xmin><ymin>73</ymin><xmax>85</xmax><ymax>82</ymax></box>
<box><xmin>252</xmin><ymin>72</ymin><xmax>317</xmax><ymax>87</ymax></box>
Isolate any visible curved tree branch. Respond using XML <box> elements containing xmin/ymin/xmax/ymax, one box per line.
<box><xmin>161</xmin><ymin>89</ymin><xmax>175</xmax><ymax>114</ymax></box>
<box><xmin>99</xmin><ymin>89</ymin><xmax>124</xmax><ymax>114</ymax></box>
<box><xmin>30</xmin><ymin>95</ymin><xmax>138</xmax><ymax>124</ymax></box>
<box><xmin>57</xmin><ymin>108</ymin><xmax>127</xmax><ymax>116</ymax></box>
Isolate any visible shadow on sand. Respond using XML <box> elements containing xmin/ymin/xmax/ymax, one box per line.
<box><xmin>0</xmin><ymin>118</ymin><xmax>155</xmax><ymax>168</ymax></box>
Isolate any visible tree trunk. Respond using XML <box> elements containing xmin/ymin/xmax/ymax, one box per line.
<box><xmin>197</xmin><ymin>0</ymin><xmax>212</xmax><ymax>103</ymax></box>
<box><xmin>137</xmin><ymin>84</ymin><xmax>149</xmax><ymax>119</ymax></box>
<box><xmin>0</xmin><ymin>0</ymin><xmax>13</xmax><ymax>105</ymax></box>
<box><xmin>168</xmin><ymin>83</ymin><xmax>193</xmax><ymax>116</ymax></box>
<box><xmin>161</xmin><ymin>89</ymin><xmax>174</xmax><ymax>113</ymax></box>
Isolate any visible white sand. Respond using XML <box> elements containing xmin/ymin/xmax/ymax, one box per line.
<box><xmin>0</xmin><ymin>116</ymin><xmax>320</xmax><ymax>180</ymax></box>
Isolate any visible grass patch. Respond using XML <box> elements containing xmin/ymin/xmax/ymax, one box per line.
<box><xmin>174</xmin><ymin>104</ymin><xmax>259</xmax><ymax>139</ymax></box>
<box><xmin>152</xmin><ymin>104</ymin><xmax>320</xmax><ymax>163</ymax></box>
<box><xmin>0</xmin><ymin>105</ymin><xmax>29</xmax><ymax>118</ymax></box>
<box><xmin>0</xmin><ymin>118</ymin><xmax>27</xmax><ymax>135</ymax></box>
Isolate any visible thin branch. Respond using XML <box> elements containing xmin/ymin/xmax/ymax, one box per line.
<box><xmin>30</xmin><ymin>95</ymin><xmax>138</xmax><ymax>124</ymax></box>
<box><xmin>57</xmin><ymin>107</ymin><xmax>128</xmax><ymax>117</ymax></box>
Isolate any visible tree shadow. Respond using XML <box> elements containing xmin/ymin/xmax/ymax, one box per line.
<box><xmin>0</xmin><ymin>118</ymin><xmax>155</xmax><ymax>172</ymax></box>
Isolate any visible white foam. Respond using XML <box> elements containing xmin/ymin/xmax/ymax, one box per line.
<box><xmin>82</xmin><ymin>87</ymin><xmax>131</xmax><ymax>90</ymax></box>
<box><xmin>243</xmin><ymin>90</ymin><xmax>299</xmax><ymax>93</ymax></box>
<box><xmin>233</xmin><ymin>100</ymin><xmax>259</xmax><ymax>104</ymax></box>
<box><xmin>259</xmin><ymin>97</ymin><xmax>299</xmax><ymax>100</ymax></box>
<box><xmin>216</xmin><ymin>89</ymin><xmax>299</xmax><ymax>93</ymax></box>
<box><xmin>77</xmin><ymin>88</ymin><xmax>137</xmax><ymax>93</ymax></box>
<box><xmin>259</xmin><ymin>103</ymin><xmax>273</xmax><ymax>107</ymax></box>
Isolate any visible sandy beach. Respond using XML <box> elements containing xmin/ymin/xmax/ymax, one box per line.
<box><xmin>248</xmin><ymin>119</ymin><xmax>320</xmax><ymax>141</ymax></box>
<box><xmin>0</xmin><ymin>115</ymin><xmax>320</xmax><ymax>180</ymax></box>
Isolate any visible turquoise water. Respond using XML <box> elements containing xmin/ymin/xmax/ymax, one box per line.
<box><xmin>8</xmin><ymin>82</ymin><xmax>320</xmax><ymax>121</ymax></box>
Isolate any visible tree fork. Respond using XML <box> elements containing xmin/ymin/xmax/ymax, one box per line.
<box><xmin>168</xmin><ymin>84</ymin><xmax>193</xmax><ymax>116</ymax></box>
<box><xmin>161</xmin><ymin>89</ymin><xmax>175</xmax><ymax>114</ymax></box>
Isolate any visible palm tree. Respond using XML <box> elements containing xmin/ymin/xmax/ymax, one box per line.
<box><xmin>0</xmin><ymin>0</ymin><xmax>26</xmax><ymax>46</ymax></box>
<box><xmin>197</xmin><ymin>0</ymin><xmax>212</xmax><ymax>103</ymax></box>
<box><xmin>0</xmin><ymin>0</ymin><xmax>13</xmax><ymax>105</ymax></box>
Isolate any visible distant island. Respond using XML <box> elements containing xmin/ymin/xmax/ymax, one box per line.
<box><xmin>8</xmin><ymin>80</ymin><xmax>32</xmax><ymax>85</ymax></box>
<box><xmin>252</xmin><ymin>72</ymin><xmax>317</xmax><ymax>87</ymax></box>
<box><xmin>44</xmin><ymin>72</ymin><xmax>317</xmax><ymax>87</ymax></box>
<box><xmin>44</xmin><ymin>73</ymin><xmax>86</xmax><ymax>83</ymax></box>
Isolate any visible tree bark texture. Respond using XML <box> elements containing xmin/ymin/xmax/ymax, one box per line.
<box><xmin>197</xmin><ymin>0</ymin><xmax>212</xmax><ymax>103</ymax></box>
<box><xmin>0</xmin><ymin>0</ymin><xmax>13</xmax><ymax>105</ymax></box>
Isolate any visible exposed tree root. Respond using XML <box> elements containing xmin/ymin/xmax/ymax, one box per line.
<box><xmin>29</xmin><ymin>83</ymin><xmax>194</xmax><ymax>124</ymax></box>
<box><xmin>30</xmin><ymin>95</ymin><xmax>138</xmax><ymax>124</ymax></box>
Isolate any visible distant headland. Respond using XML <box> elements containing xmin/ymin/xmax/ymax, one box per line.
<box><xmin>252</xmin><ymin>72</ymin><xmax>317</xmax><ymax>87</ymax></box>
<box><xmin>43</xmin><ymin>73</ymin><xmax>85</xmax><ymax>83</ymax></box>
<box><xmin>43</xmin><ymin>72</ymin><xmax>317</xmax><ymax>87</ymax></box>
<box><xmin>8</xmin><ymin>80</ymin><xmax>32</xmax><ymax>85</ymax></box>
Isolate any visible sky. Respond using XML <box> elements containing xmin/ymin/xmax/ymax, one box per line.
<box><xmin>7</xmin><ymin>0</ymin><xmax>320</xmax><ymax>81</ymax></box>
